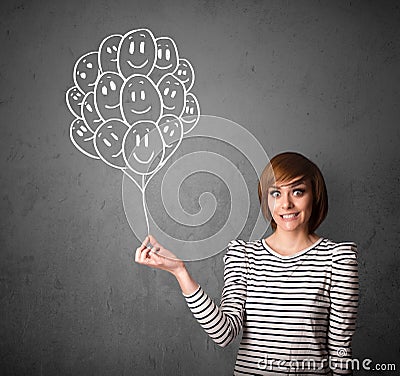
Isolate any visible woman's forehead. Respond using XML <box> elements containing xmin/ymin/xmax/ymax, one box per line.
<box><xmin>270</xmin><ymin>177</ymin><xmax>309</xmax><ymax>189</ymax></box>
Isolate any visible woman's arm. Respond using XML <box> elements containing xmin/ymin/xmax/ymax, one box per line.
<box><xmin>173</xmin><ymin>266</ymin><xmax>200</xmax><ymax>295</ymax></box>
<box><xmin>179</xmin><ymin>241</ymin><xmax>248</xmax><ymax>347</ymax></box>
<box><xmin>328</xmin><ymin>243</ymin><xmax>359</xmax><ymax>375</ymax></box>
<box><xmin>135</xmin><ymin>236</ymin><xmax>247</xmax><ymax>347</ymax></box>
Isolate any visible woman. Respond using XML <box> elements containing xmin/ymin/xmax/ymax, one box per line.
<box><xmin>135</xmin><ymin>151</ymin><xmax>359</xmax><ymax>375</ymax></box>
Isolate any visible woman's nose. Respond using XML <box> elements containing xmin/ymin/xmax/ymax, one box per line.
<box><xmin>281</xmin><ymin>195</ymin><xmax>293</xmax><ymax>209</ymax></box>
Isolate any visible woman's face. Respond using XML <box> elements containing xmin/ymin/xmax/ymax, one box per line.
<box><xmin>267</xmin><ymin>177</ymin><xmax>314</xmax><ymax>234</ymax></box>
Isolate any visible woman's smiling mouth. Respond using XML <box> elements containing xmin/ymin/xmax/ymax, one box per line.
<box><xmin>280</xmin><ymin>212</ymin><xmax>300</xmax><ymax>220</ymax></box>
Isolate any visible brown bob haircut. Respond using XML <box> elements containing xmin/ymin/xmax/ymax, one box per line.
<box><xmin>258</xmin><ymin>151</ymin><xmax>328</xmax><ymax>234</ymax></box>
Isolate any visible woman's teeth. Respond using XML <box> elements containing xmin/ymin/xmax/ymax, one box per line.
<box><xmin>281</xmin><ymin>213</ymin><xmax>298</xmax><ymax>219</ymax></box>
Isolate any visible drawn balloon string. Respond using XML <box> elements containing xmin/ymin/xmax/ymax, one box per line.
<box><xmin>66</xmin><ymin>28</ymin><xmax>200</xmax><ymax>233</ymax></box>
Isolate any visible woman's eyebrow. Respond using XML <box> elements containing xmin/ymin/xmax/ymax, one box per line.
<box><xmin>270</xmin><ymin>179</ymin><xmax>305</xmax><ymax>189</ymax></box>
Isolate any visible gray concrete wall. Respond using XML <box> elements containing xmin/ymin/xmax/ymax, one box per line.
<box><xmin>1</xmin><ymin>0</ymin><xmax>399</xmax><ymax>375</ymax></box>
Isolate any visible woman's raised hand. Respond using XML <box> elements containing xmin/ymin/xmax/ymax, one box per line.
<box><xmin>135</xmin><ymin>234</ymin><xmax>185</xmax><ymax>275</ymax></box>
<box><xmin>135</xmin><ymin>234</ymin><xmax>200</xmax><ymax>296</ymax></box>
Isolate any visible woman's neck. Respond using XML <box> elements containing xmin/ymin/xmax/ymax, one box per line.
<box><xmin>265</xmin><ymin>230</ymin><xmax>321</xmax><ymax>256</ymax></box>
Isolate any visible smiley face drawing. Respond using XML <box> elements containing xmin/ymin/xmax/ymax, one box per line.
<box><xmin>66</xmin><ymin>86</ymin><xmax>84</xmax><ymax>118</ymax></box>
<box><xmin>73</xmin><ymin>51</ymin><xmax>100</xmax><ymax>93</ymax></box>
<box><xmin>94</xmin><ymin>119</ymin><xmax>129</xmax><ymax>169</ymax></box>
<box><xmin>181</xmin><ymin>93</ymin><xmax>200</xmax><ymax>134</ymax></box>
<box><xmin>94</xmin><ymin>72</ymin><xmax>124</xmax><ymax>121</ymax></box>
<box><xmin>149</xmin><ymin>37</ymin><xmax>179</xmax><ymax>84</ymax></box>
<box><xmin>117</xmin><ymin>29</ymin><xmax>156</xmax><ymax>78</ymax></box>
<box><xmin>121</xmin><ymin>74</ymin><xmax>162</xmax><ymax>125</ymax></box>
<box><xmin>157</xmin><ymin>115</ymin><xmax>183</xmax><ymax>165</ymax></box>
<box><xmin>122</xmin><ymin>120</ymin><xmax>165</xmax><ymax>175</ymax></box>
<box><xmin>174</xmin><ymin>58</ymin><xmax>195</xmax><ymax>91</ymax></box>
<box><xmin>98</xmin><ymin>34</ymin><xmax>122</xmax><ymax>73</ymax></box>
<box><xmin>158</xmin><ymin>74</ymin><xmax>186</xmax><ymax>117</ymax></box>
<box><xmin>81</xmin><ymin>92</ymin><xmax>103</xmax><ymax>133</ymax></box>
<box><xmin>70</xmin><ymin>118</ymin><xmax>99</xmax><ymax>159</ymax></box>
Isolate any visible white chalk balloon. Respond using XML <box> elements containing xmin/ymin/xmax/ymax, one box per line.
<box><xmin>73</xmin><ymin>51</ymin><xmax>100</xmax><ymax>93</ymax></box>
<box><xmin>66</xmin><ymin>86</ymin><xmax>85</xmax><ymax>118</ymax></box>
<box><xmin>94</xmin><ymin>71</ymin><xmax>124</xmax><ymax>121</ymax></box>
<box><xmin>94</xmin><ymin>119</ymin><xmax>130</xmax><ymax>169</ymax></box>
<box><xmin>181</xmin><ymin>92</ymin><xmax>200</xmax><ymax>134</ymax></box>
<box><xmin>120</xmin><ymin>74</ymin><xmax>162</xmax><ymax>125</ymax></box>
<box><xmin>149</xmin><ymin>37</ymin><xmax>179</xmax><ymax>84</ymax></box>
<box><xmin>117</xmin><ymin>29</ymin><xmax>156</xmax><ymax>78</ymax></box>
<box><xmin>157</xmin><ymin>115</ymin><xmax>183</xmax><ymax>166</ymax></box>
<box><xmin>123</xmin><ymin>120</ymin><xmax>165</xmax><ymax>175</ymax></box>
<box><xmin>174</xmin><ymin>58</ymin><xmax>195</xmax><ymax>92</ymax></box>
<box><xmin>158</xmin><ymin>73</ymin><xmax>186</xmax><ymax>117</ymax></box>
<box><xmin>98</xmin><ymin>34</ymin><xmax>122</xmax><ymax>73</ymax></box>
<box><xmin>81</xmin><ymin>92</ymin><xmax>103</xmax><ymax>133</ymax></box>
<box><xmin>70</xmin><ymin>118</ymin><xmax>99</xmax><ymax>159</ymax></box>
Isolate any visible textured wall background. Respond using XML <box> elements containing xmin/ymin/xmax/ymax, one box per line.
<box><xmin>1</xmin><ymin>0</ymin><xmax>399</xmax><ymax>375</ymax></box>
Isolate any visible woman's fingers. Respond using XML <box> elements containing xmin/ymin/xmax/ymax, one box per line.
<box><xmin>134</xmin><ymin>244</ymin><xmax>145</xmax><ymax>262</ymax></box>
<box><xmin>139</xmin><ymin>246</ymin><xmax>152</xmax><ymax>264</ymax></box>
<box><xmin>135</xmin><ymin>234</ymin><xmax>156</xmax><ymax>260</ymax></box>
<box><xmin>151</xmin><ymin>244</ymin><xmax>161</xmax><ymax>255</ymax></box>
<box><xmin>134</xmin><ymin>246</ymin><xmax>141</xmax><ymax>262</ymax></box>
<box><xmin>135</xmin><ymin>234</ymin><xmax>177</xmax><ymax>269</ymax></box>
<box><xmin>140</xmin><ymin>249</ymin><xmax>164</xmax><ymax>268</ymax></box>
<box><xmin>141</xmin><ymin>235</ymin><xmax>150</xmax><ymax>248</ymax></box>
<box><xmin>147</xmin><ymin>234</ymin><xmax>161</xmax><ymax>249</ymax></box>
<box><xmin>135</xmin><ymin>240</ymin><xmax>152</xmax><ymax>263</ymax></box>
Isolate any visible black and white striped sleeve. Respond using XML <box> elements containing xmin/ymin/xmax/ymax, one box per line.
<box><xmin>328</xmin><ymin>243</ymin><xmax>359</xmax><ymax>375</ymax></box>
<box><xmin>182</xmin><ymin>240</ymin><xmax>248</xmax><ymax>347</ymax></box>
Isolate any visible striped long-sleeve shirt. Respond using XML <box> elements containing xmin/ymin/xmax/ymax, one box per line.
<box><xmin>183</xmin><ymin>237</ymin><xmax>359</xmax><ymax>375</ymax></box>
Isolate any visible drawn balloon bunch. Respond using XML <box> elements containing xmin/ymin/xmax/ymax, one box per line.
<box><xmin>66</xmin><ymin>28</ymin><xmax>200</xmax><ymax>193</ymax></box>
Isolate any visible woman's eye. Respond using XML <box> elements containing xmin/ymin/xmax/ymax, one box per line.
<box><xmin>293</xmin><ymin>189</ymin><xmax>305</xmax><ymax>196</ymax></box>
<box><xmin>270</xmin><ymin>191</ymin><xmax>280</xmax><ymax>198</ymax></box>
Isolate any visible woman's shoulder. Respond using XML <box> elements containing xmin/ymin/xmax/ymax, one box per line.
<box><xmin>225</xmin><ymin>239</ymin><xmax>247</xmax><ymax>257</ymax></box>
<box><xmin>323</xmin><ymin>237</ymin><xmax>358</xmax><ymax>261</ymax></box>
<box><xmin>224</xmin><ymin>238</ymin><xmax>258</xmax><ymax>262</ymax></box>
<box><xmin>226</xmin><ymin>238</ymin><xmax>263</xmax><ymax>253</ymax></box>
